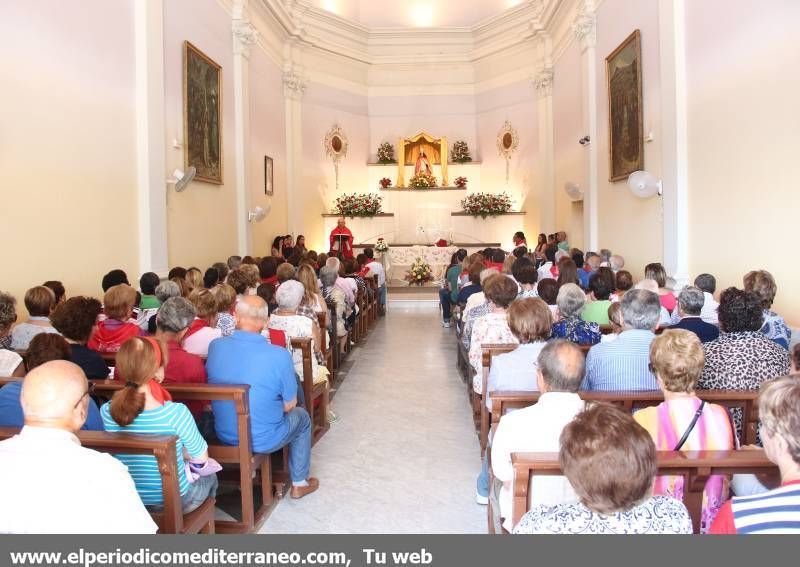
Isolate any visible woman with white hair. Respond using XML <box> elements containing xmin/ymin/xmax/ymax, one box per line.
<box><xmin>320</xmin><ymin>266</ymin><xmax>348</xmax><ymax>355</ymax></box>
<box><xmin>551</xmin><ymin>284</ymin><xmax>601</xmax><ymax>345</ymax></box>
<box><xmin>269</xmin><ymin>280</ymin><xmax>328</xmax><ymax>385</ymax></box>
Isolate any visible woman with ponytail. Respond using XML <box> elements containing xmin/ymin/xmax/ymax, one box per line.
<box><xmin>101</xmin><ymin>337</ymin><xmax>218</xmax><ymax>513</ymax></box>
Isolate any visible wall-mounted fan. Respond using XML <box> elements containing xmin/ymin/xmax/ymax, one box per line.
<box><xmin>627</xmin><ymin>171</ymin><xmax>663</xmax><ymax>199</ymax></box>
<box><xmin>167</xmin><ymin>166</ymin><xmax>196</xmax><ymax>192</ymax></box>
<box><xmin>248</xmin><ymin>204</ymin><xmax>269</xmax><ymax>223</ymax></box>
<box><xmin>564</xmin><ymin>182</ymin><xmax>584</xmax><ymax>202</ymax></box>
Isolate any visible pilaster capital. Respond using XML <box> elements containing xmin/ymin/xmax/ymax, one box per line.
<box><xmin>232</xmin><ymin>19</ymin><xmax>259</xmax><ymax>57</ymax></box>
<box><xmin>533</xmin><ymin>67</ymin><xmax>554</xmax><ymax>98</ymax></box>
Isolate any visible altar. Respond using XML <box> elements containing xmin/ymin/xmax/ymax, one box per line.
<box><xmin>373</xmin><ymin>245</ymin><xmax>458</xmax><ymax>286</ymax></box>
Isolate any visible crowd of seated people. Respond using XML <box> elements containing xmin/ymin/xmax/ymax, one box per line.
<box><xmin>0</xmin><ymin>242</ymin><xmax>385</xmax><ymax>533</ymax></box>
<box><xmin>442</xmin><ymin>232</ymin><xmax>797</xmax><ymax>533</ymax></box>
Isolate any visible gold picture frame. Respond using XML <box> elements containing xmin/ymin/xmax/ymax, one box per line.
<box><xmin>606</xmin><ymin>30</ymin><xmax>644</xmax><ymax>182</ymax></box>
<box><xmin>183</xmin><ymin>41</ymin><xmax>223</xmax><ymax>184</ymax></box>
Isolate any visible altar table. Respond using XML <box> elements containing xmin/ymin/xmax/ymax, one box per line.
<box><xmin>378</xmin><ymin>245</ymin><xmax>458</xmax><ymax>286</ymax></box>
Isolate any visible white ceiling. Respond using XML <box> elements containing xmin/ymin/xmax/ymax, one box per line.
<box><xmin>312</xmin><ymin>0</ymin><xmax>528</xmax><ymax>28</ymax></box>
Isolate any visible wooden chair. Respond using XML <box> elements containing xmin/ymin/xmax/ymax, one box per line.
<box><xmin>91</xmin><ymin>381</ymin><xmax>273</xmax><ymax>534</ymax></box>
<box><xmin>289</xmin><ymin>337</ymin><xmax>330</xmax><ymax>444</ymax></box>
<box><xmin>477</xmin><ymin>344</ymin><xmax>518</xmax><ymax>455</ymax></box>
<box><xmin>490</xmin><ymin>389</ymin><xmax>761</xmax><ymax>444</ymax></box>
<box><xmin>0</xmin><ymin>428</ymin><xmax>215</xmax><ymax>534</ymax></box>
<box><xmin>510</xmin><ymin>450</ymin><xmax>779</xmax><ymax>533</ymax></box>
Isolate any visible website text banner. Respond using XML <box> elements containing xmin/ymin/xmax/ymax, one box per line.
<box><xmin>0</xmin><ymin>535</ymin><xmax>772</xmax><ymax>567</ymax></box>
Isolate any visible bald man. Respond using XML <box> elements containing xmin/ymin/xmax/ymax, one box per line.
<box><xmin>206</xmin><ymin>296</ymin><xmax>319</xmax><ymax>499</ymax></box>
<box><xmin>0</xmin><ymin>361</ymin><xmax>156</xmax><ymax>533</ymax></box>
<box><xmin>329</xmin><ymin>217</ymin><xmax>354</xmax><ymax>259</ymax></box>
<box><xmin>489</xmin><ymin>340</ymin><xmax>585</xmax><ymax>532</ymax></box>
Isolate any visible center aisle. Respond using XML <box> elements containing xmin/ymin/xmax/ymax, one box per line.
<box><xmin>260</xmin><ymin>301</ymin><xmax>485</xmax><ymax>533</ymax></box>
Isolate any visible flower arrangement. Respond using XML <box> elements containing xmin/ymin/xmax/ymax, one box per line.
<box><xmin>374</xmin><ymin>238</ymin><xmax>389</xmax><ymax>253</ymax></box>
<box><xmin>405</xmin><ymin>257</ymin><xmax>434</xmax><ymax>286</ymax></box>
<box><xmin>408</xmin><ymin>172</ymin><xmax>438</xmax><ymax>188</ymax></box>
<box><xmin>379</xmin><ymin>177</ymin><xmax>392</xmax><ymax>189</ymax></box>
<box><xmin>376</xmin><ymin>142</ymin><xmax>396</xmax><ymax>164</ymax></box>
<box><xmin>454</xmin><ymin>176</ymin><xmax>468</xmax><ymax>188</ymax></box>
<box><xmin>450</xmin><ymin>140</ymin><xmax>472</xmax><ymax>163</ymax></box>
<box><xmin>460</xmin><ymin>192</ymin><xmax>513</xmax><ymax>218</ymax></box>
<box><xmin>333</xmin><ymin>193</ymin><xmax>383</xmax><ymax>217</ymax></box>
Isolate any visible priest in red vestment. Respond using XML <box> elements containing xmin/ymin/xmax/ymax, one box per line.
<box><xmin>329</xmin><ymin>217</ymin><xmax>354</xmax><ymax>259</ymax></box>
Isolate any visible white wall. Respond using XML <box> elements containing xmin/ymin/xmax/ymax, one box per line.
<box><xmin>594</xmin><ymin>0</ymin><xmax>663</xmax><ymax>275</ymax></box>
<box><xmin>553</xmin><ymin>38</ymin><xmax>585</xmax><ymax>250</ymax></box>
<box><xmin>163</xmin><ymin>0</ymin><xmax>239</xmax><ymax>269</ymax></box>
<box><xmin>476</xmin><ymin>82</ymin><xmax>539</xmax><ymax>239</ymax></box>
<box><xmin>685</xmin><ymin>0</ymin><xmax>800</xmax><ymax>326</ymax></box>
<box><xmin>0</xmin><ymin>0</ymin><xmax>139</xmax><ymax>310</ymax></box>
<box><xmin>301</xmin><ymin>84</ymin><xmax>371</xmax><ymax>252</ymax></box>
<box><xmin>249</xmin><ymin>48</ymin><xmax>288</xmax><ymax>256</ymax></box>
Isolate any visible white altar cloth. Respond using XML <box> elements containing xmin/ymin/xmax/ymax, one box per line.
<box><xmin>382</xmin><ymin>245</ymin><xmax>458</xmax><ymax>285</ymax></box>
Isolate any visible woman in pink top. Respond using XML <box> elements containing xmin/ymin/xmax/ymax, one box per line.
<box><xmin>634</xmin><ymin>329</ymin><xmax>735</xmax><ymax>533</ymax></box>
<box><xmin>182</xmin><ymin>289</ymin><xmax>222</xmax><ymax>357</ymax></box>
<box><xmin>645</xmin><ymin>262</ymin><xmax>677</xmax><ymax>313</ymax></box>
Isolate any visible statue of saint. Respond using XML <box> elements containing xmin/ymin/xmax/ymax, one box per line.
<box><xmin>414</xmin><ymin>150</ymin><xmax>432</xmax><ymax>176</ymax></box>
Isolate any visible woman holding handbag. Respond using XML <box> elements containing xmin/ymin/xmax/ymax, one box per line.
<box><xmin>634</xmin><ymin>329</ymin><xmax>735</xmax><ymax>533</ymax></box>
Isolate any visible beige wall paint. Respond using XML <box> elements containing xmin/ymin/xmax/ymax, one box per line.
<box><xmin>249</xmin><ymin>49</ymin><xmax>288</xmax><ymax>257</ymax></box>
<box><xmin>0</xmin><ymin>1</ymin><xmax>139</xmax><ymax>311</ymax></box>
<box><xmin>686</xmin><ymin>0</ymin><xmax>800</xmax><ymax>326</ymax></box>
<box><xmin>595</xmin><ymin>0</ymin><xmax>663</xmax><ymax>275</ymax></box>
<box><xmin>553</xmin><ymin>39</ymin><xmax>585</xmax><ymax>250</ymax></box>
<box><xmin>163</xmin><ymin>0</ymin><xmax>238</xmax><ymax>269</ymax></box>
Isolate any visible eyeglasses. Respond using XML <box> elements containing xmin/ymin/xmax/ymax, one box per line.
<box><xmin>73</xmin><ymin>381</ymin><xmax>96</xmax><ymax>409</ymax></box>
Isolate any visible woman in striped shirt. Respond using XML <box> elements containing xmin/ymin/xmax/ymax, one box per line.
<box><xmin>101</xmin><ymin>337</ymin><xmax>217</xmax><ymax>513</ymax></box>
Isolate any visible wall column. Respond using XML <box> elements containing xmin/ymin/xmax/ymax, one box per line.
<box><xmin>134</xmin><ymin>0</ymin><xmax>168</xmax><ymax>277</ymax></box>
<box><xmin>283</xmin><ymin>66</ymin><xmax>306</xmax><ymax>236</ymax></box>
<box><xmin>659</xmin><ymin>0</ymin><xmax>690</xmax><ymax>285</ymax></box>
<box><xmin>534</xmin><ymin>64</ymin><xmax>555</xmax><ymax>235</ymax></box>
<box><xmin>573</xmin><ymin>0</ymin><xmax>599</xmax><ymax>252</ymax></box>
<box><xmin>232</xmin><ymin>1</ymin><xmax>259</xmax><ymax>255</ymax></box>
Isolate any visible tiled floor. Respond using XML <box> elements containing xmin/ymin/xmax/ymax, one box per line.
<box><xmin>259</xmin><ymin>301</ymin><xmax>485</xmax><ymax>534</ymax></box>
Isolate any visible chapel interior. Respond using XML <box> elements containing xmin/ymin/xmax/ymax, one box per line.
<box><xmin>1</xmin><ymin>0</ymin><xmax>799</xmax><ymax>535</ymax></box>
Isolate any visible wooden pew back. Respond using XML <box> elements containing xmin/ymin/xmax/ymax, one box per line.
<box><xmin>289</xmin><ymin>337</ymin><xmax>330</xmax><ymax>444</ymax></box>
<box><xmin>510</xmin><ymin>450</ymin><xmax>779</xmax><ymax>533</ymax></box>
<box><xmin>0</xmin><ymin>427</ymin><xmax>214</xmax><ymax>534</ymax></box>
<box><xmin>491</xmin><ymin>390</ymin><xmax>760</xmax><ymax>444</ymax></box>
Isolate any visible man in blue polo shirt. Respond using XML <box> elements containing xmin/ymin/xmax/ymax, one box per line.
<box><xmin>206</xmin><ymin>295</ymin><xmax>319</xmax><ymax>499</ymax></box>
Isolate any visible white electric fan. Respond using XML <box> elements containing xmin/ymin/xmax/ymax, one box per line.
<box><xmin>167</xmin><ymin>166</ymin><xmax>197</xmax><ymax>192</ymax></box>
<box><xmin>564</xmin><ymin>182</ymin><xmax>584</xmax><ymax>202</ymax></box>
<box><xmin>627</xmin><ymin>171</ymin><xmax>663</xmax><ymax>199</ymax></box>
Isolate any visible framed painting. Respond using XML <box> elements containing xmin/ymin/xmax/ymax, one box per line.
<box><xmin>183</xmin><ymin>41</ymin><xmax>222</xmax><ymax>184</ymax></box>
<box><xmin>606</xmin><ymin>30</ymin><xmax>643</xmax><ymax>182</ymax></box>
<box><xmin>264</xmin><ymin>156</ymin><xmax>274</xmax><ymax>196</ymax></box>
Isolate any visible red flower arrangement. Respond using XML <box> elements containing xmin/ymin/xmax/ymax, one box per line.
<box><xmin>454</xmin><ymin>176</ymin><xmax>468</xmax><ymax>188</ymax></box>
<box><xmin>379</xmin><ymin>177</ymin><xmax>392</xmax><ymax>189</ymax></box>
<box><xmin>333</xmin><ymin>193</ymin><xmax>384</xmax><ymax>217</ymax></box>
<box><xmin>460</xmin><ymin>192</ymin><xmax>513</xmax><ymax>218</ymax></box>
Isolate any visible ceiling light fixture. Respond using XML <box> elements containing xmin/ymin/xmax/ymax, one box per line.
<box><xmin>321</xmin><ymin>0</ymin><xmax>338</xmax><ymax>15</ymax></box>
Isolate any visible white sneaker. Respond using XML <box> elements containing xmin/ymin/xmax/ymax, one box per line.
<box><xmin>475</xmin><ymin>492</ymin><xmax>488</xmax><ymax>506</ymax></box>
<box><xmin>442</xmin><ymin>321</ymin><xmax>451</xmax><ymax>328</ymax></box>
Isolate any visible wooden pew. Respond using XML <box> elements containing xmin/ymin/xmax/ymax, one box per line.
<box><xmin>490</xmin><ymin>390</ymin><xmax>760</xmax><ymax>444</ymax></box>
<box><xmin>91</xmin><ymin>381</ymin><xmax>272</xmax><ymax>534</ymax></box>
<box><xmin>476</xmin><ymin>344</ymin><xmax>518</xmax><ymax>454</ymax></box>
<box><xmin>510</xmin><ymin>450</ymin><xmax>779</xmax><ymax>533</ymax></box>
<box><xmin>317</xmin><ymin>310</ymin><xmax>335</xmax><ymax>382</ymax></box>
<box><xmin>0</xmin><ymin>427</ymin><xmax>215</xmax><ymax>534</ymax></box>
<box><xmin>289</xmin><ymin>337</ymin><xmax>330</xmax><ymax>444</ymax></box>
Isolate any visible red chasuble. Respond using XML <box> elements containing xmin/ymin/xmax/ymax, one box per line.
<box><xmin>329</xmin><ymin>226</ymin><xmax>354</xmax><ymax>259</ymax></box>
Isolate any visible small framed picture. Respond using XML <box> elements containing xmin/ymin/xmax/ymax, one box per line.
<box><xmin>264</xmin><ymin>156</ymin><xmax>273</xmax><ymax>195</ymax></box>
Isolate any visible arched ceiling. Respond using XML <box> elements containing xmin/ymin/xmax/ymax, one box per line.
<box><xmin>311</xmin><ymin>0</ymin><xmax>528</xmax><ymax>28</ymax></box>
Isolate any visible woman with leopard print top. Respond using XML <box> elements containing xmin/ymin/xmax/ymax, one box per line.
<box><xmin>697</xmin><ymin>287</ymin><xmax>790</xmax><ymax>440</ymax></box>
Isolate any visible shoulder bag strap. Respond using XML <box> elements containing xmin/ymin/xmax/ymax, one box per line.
<box><xmin>674</xmin><ymin>400</ymin><xmax>706</xmax><ymax>451</ymax></box>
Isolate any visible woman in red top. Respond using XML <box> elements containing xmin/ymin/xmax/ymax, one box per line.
<box><xmin>89</xmin><ymin>284</ymin><xmax>142</xmax><ymax>353</ymax></box>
